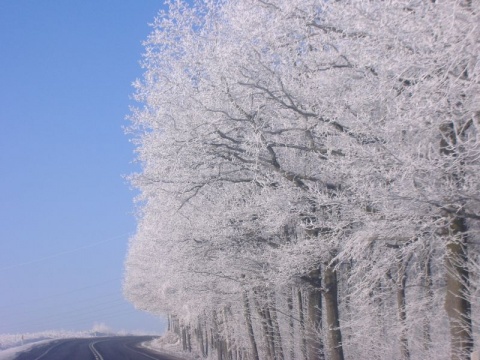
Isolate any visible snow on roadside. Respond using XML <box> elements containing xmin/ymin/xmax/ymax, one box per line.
<box><xmin>0</xmin><ymin>339</ymin><xmax>54</xmax><ymax>360</ymax></box>
<box><xmin>0</xmin><ymin>330</ymin><xmax>91</xmax><ymax>351</ymax></box>
<box><xmin>0</xmin><ymin>329</ymin><xmax>115</xmax><ymax>360</ymax></box>
<box><xmin>141</xmin><ymin>331</ymin><xmax>200</xmax><ymax>360</ymax></box>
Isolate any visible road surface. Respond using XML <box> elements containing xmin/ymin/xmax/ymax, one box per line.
<box><xmin>14</xmin><ymin>336</ymin><xmax>180</xmax><ymax>360</ymax></box>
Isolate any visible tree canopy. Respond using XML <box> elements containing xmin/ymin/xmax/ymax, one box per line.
<box><xmin>124</xmin><ymin>1</ymin><xmax>480</xmax><ymax>359</ymax></box>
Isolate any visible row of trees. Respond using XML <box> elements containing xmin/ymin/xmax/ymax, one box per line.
<box><xmin>124</xmin><ymin>1</ymin><xmax>480</xmax><ymax>359</ymax></box>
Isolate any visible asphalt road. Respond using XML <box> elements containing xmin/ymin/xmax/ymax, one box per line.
<box><xmin>14</xmin><ymin>336</ymin><xmax>180</xmax><ymax>360</ymax></box>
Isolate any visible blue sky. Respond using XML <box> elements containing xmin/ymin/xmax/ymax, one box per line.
<box><xmin>0</xmin><ymin>1</ymin><xmax>167</xmax><ymax>334</ymax></box>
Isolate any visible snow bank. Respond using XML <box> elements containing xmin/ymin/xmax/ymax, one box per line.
<box><xmin>142</xmin><ymin>331</ymin><xmax>199</xmax><ymax>359</ymax></box>
<box><xmin>0</xmin><ymin>340</ymin><xmax>54</xmax><ymax>360</ymax></box>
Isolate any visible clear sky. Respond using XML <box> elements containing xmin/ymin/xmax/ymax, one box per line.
<box><xmin>0</xmin><ymin>1</ymin><xmax>167</xmax><ymax>334</ymax></box>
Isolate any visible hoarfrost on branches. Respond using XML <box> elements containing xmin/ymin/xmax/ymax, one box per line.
<box><xmin>124</xmin><ymin>1</ymin><xmax>480</xmax><ymax>359</ymax></box>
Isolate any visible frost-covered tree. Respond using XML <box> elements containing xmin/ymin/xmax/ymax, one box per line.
<box><xmin>124</xmin><ymin>1</ymin><xmax>480</xmax><ymax>359</ymax></box>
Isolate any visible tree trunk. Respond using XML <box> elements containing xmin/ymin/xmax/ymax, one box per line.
<box><xmin>265</xmin><ymin>307</ymin><xmax>277</xmax><ymax>360</ymax></box>
<box><xmin>205</xmin><ymin>325</ymin><xmax>209</xmax><ymax>357</ymax></box>
<box><xmin>396</xmin><ymin>256</ymin><xmax>410</xmax><ymax>360</ymax></box>
<box><xmin>255</xmin><ymin>294</ymin><xmax>275</xmax><ymax>360</ymax></box>
<box><xmin>324</xmin><ymin>258</ymin><xmax>344</xmax><ymax>360</ymax></box>
<box><xmin>212</xmin><ymin>310</ymin><xmax>222</xmax><ymax>360</ymax></box>
<box><xmin>445</xmin><ymin>216</ymin><xmax>472</xmax><ymax>360</ymax></box>
<box><xmin>223</xmin><ymin>308</ymin><xmax>233</xmax><ymax>360</ymax></box>
<box><xmin>269</xmin><ymin>293</ymin><xmax>284</xmax><ymax>360</ymax></box>
<box><xmin>197</xmin><ymin>321</ymin><xmax>206</xmax><ymax>357</ymax></box>
<box><xmin>306</xmin><ymin>268</ymin><xmax>324</xmax><ymax>360</ymax></box>
<box><xmin>422</xmin><ymin>252</ymin><xmax>433</xmax><ymax>351</ymax></box>
<box><xmin>440</xmin><ymin>122</ymin><xmax>473</xmax><ymax>360</ymax></box>
<box><xmin>182</xmin><ymin>326</ymin><xmax>187</xmax><ymax>351</ymax></box>
<box><xmin>297</xmin><ymin>289</ymin><xmax>307</xmax><ymax>360</ymax></box>
<box><xmin>287</xmin><ymin>290</ymin><xmax>295</xmax><ymax>360</ymax></box>
<box><xmin>211</xmin><ymin>331</ymin><xmax>216</xmax><ymax>354</ymax></box>
<box><xmin>186</xmin><ymin>325</ymin><xmax>192</xmax><ymax>353</ymax></box>
<box><xmin>171</xmin><ymin>315</ymin><xmax>180</xmax><ymax>335</ymax></box>
<box><xmin>243</xmin><ymin>291</ymin><xmax>260</xmax><ymax>360</ymax></box>
<box><xmin>217</xmin><ymin>342</ymin><xmax>223</xmax><ymax>360</ymax></box>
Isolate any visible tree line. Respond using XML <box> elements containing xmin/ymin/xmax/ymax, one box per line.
<box><xmin>124</xmin><ymin>1</ymin><xmax>480</xmax><ymax>359</ymax></box>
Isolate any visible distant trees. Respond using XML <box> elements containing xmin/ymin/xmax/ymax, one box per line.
<box><xmin>124</xmin><ymin>1</ymin><xmax>480</xmax><ymax>359</ymax></box>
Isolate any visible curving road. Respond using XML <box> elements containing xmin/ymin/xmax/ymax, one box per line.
<box><xmin>14</xmin><ymin>336</ymin><xmax>180</xmax><ymax>360</ymax></box>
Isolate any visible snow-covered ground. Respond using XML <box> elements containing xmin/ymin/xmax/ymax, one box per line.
<box><xmin>0</xmin><ymin>339</ymin><xmax>55</xmax><ymax>360</ymax></box>
<box><xmin>142</xmin><ymin>331</ymin><xmax>199</xmax><ymax>360</ymax></box>
<box><xmin>0</xmin><ymin>330</ymin><xmax>96</xmax><ymax>351</ymax></box>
